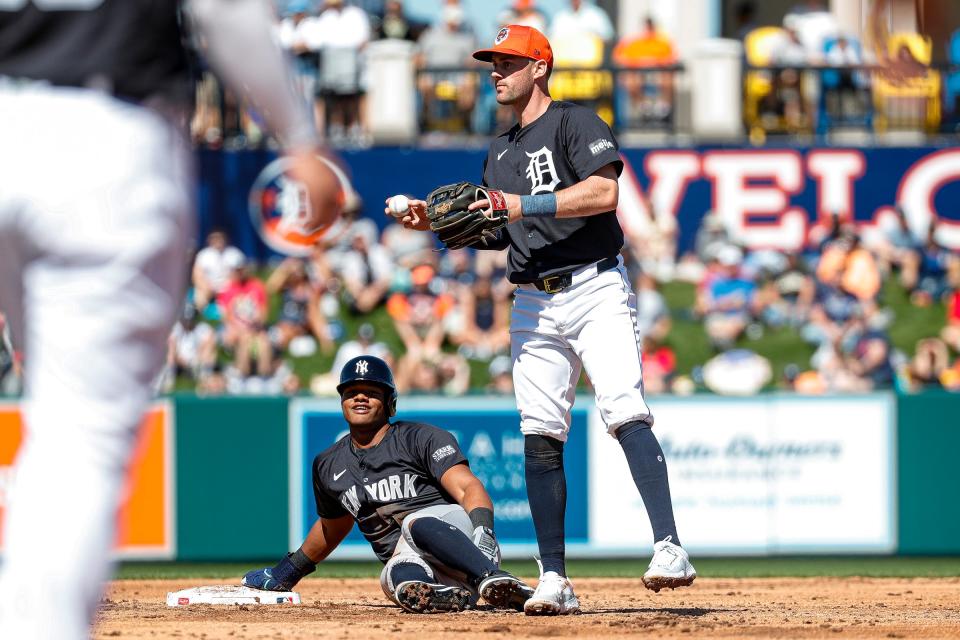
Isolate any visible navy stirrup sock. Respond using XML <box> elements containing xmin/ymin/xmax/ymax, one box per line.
<box><xmin>524</xmin><ymin>435</ymin><xmax>567</xmax><ymax>576</ymax></box>
<box><xmin>408</xmin><ymin>517</ymin><xmax>497</xmax><ymax>583</ymax></box>
<box><xmin>389</xmin><ymin>561</ymin><xmax>432</xmax><ymax>586</ymax></box>
<box><xmin>616</xmin><ymin>421</ymin><xmax>680</xmax><ymax>545</ymax></box>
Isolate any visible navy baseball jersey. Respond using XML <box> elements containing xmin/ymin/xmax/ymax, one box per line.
<box><xmin>312</xmin><ymin>421</ymin><xmax>467</xmax><ymax>562</ymax></box>
<box><xmin>0</xmin><ymin>0</ymin><xmax>189</xmax><ymax>103</ymax></box>
<box><xmin>481</xmin><ymin>101</ymin><xmax>624</xmax><ymax>283</ymax></box>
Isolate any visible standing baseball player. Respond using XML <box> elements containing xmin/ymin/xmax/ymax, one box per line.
<box><xmin>0</xmin><ymin>2</ymin><xmax>342</xmax><ymax>638</ymax></box>
<box><xmin>242</xmin><ymin>355</ymin><xmax>533</xmax><ymax>613</ymax></box>
<box><xmin>387</xmin><ymin>24</ymin><xmax>695</xmax><ymax>615</ymax></box>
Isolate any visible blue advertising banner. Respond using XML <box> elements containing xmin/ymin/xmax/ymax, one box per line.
<box><xmin>198</xmin><ymin>145</ymin><xmax>960</xmax><ymax>259</ymax></box>
<box><xmin>288</xmin><ymin>396</ymin><xmax>588</xmax><ymax>559</ymax></box>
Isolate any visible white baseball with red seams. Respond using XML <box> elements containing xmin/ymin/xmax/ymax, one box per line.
<box><xmin>388</xmin><ymin>194</ymin><xmax>409</xmax><ymax>216</ymax></box>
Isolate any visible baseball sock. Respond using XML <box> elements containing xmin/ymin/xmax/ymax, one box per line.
<box><xmin>389</xmin><ymin>561</ymin><xmax>433</xmax><ymax>586</ymax></box>
<box><xmin>616</xmin><ymin>421</ymin><xmax>681</xmax><ymax>546</ymax></box>
<box><xmin>524</xmin><ymin>435</ymin><xmax>566</xmax><ymax>576</ymax></box>
<box><xmin>408</xmin><ymin>517</ymin><xmax>497</xmax><ymax>583</ymax></box>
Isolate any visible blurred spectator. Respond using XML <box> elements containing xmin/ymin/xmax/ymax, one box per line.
<box><xmin>0</xmin><ymin>312</ymin><xmax>22</xmax><ymax>396</ymax></box>
<box><xmin>416</xmin><ymin>5</ymin><xmax>478</xmax><ymax>132</ymax></box>
<box><xmin>940</xmin><ymin>288</ymin><xmax>960</xmax><ymax>353</ymax></box>
<box><xmin>823</xmin><ymin>34</ymin><xmax>868</xmax><ymax>103</ymax></box>
<box><xmin>613</xmin><ymin>15</ymin><xmax>677</xmax><ymax>124</ymax></box>
<box><xmin>550</xmin><ymin>0</ymin><xmax>614</xmax><ymax>46</ymax></box>
<box><xmin>217</xmin><ymin>259</ymin><xmax>273</xmax><ymax>379</ymax></box>
<box><xmin>225</xmin><ymin>359</ymin><xmax>301</xmax><ymax>396</ymax></box>
<box><xmin>375</xmin><ymin>0</ymin><xmax>425</xmax><ymax>41</ymax></box>
<box><xmin>801</xmin><ymin>264</ymin><xmax>862</xmax><ymax>348</ymax></box>
<box><xmin>164</xmin><ymin>303</ymin><xmax>217</xmax><ymax>391</ymax></box>
<box><xmin>840</xmin><ymin>308</ymin><xmax>895</xmax><ymax>389</ymax></box>
<box><xmin>318</xmin><ymin>193</ymin><xmax>379</xmax><ymax>272</ymax></box>
<box><xmin>640</xmin><ymin>336</ymin><xmax>675</xmax><ymax>395</ymax></box>
<box><xmin>447</xmin><ymin>274</ymin><xmax>511</xmax><ymax>360</ymax></box>
<box><xmin>277</xmin><ymin>0</ymin><xmax>321</xmax><ymax>120</ymax></box>
<box><xmin>911</xmin><ymin>227</ymin><xmax>960</xmax><ymax>306</ymax></box>
<box><xmin>784</xmin><ymin>0</ymin><xmax>839</xmax><ymax>59</ymax></box>
<box><xmin>192</xmin><ymin>229</ymin><xmax>245</xmax><ymax>317</ymax></box>
<box><xmin>386</xmin><ymin>263</ymin><xmax>454</xmax><ymax>360</ymax></box>
<box><xmin>306</xmin><ymin>0</ymin><xmax>371</xmax><ymax>146</ymax></box>
<box><xmin>693</xmin><ymin>211</ymin><xmax>729</xmax><ymax>264</ymax></box>
<box><xmin>906</xmin><ymin>337</ymin><xmax>950</xmax><ymax>390</ymax></box>
<box><xmin>699</xmin><ymin>245</ymin><xmax>759</xmax><ymax>350</ymax></box>
<box><xmin>873</xmin><ymin>205</ymin><xmax>920</xmax><ymax>289</ymax></box>
<box><xmin>266</xmin><ymin>258</ymin><xmax>335</xmax><ymax>355</ymax></box>
<box><xmin>634</xmin><ymin>272</ymin><xmax>671</xmax><ymax>342</ymax></box>
<box><xmin>486</xmin><ymin>355</ymin><xmax>514</xmax><ymax>394</ymax></box>
<box><xmin>395</xmin><ymin>354</ymin><xmax>441</xmax><ymax>393</ymax></box>
<box><xmin>622</xmin><ymin>192</ymin><xmax>678</xmax><ymax>280</ymax></box>
<box><xmin>503</xmin><ymin>0</ymin><xmax>547</xmax><ymax>33</ymax></box>
<box><xmin>436</xmin><ymin>352</ymin><xmax>471</xmax><ymax>395</ymax></box>
<box><xmin>339</xmin><ymin>229</ymin><xmax>394</xmax><ymax>314</ymax></box>
<box><xmin>330</xmin><ymin>323</ymin><xmax>393</xmax><ymax>376</ymax></box>
<box><xmin>305</xmin><ymin>245</ymin><xmax>346</xmax><ymax>342</ymax></box>
<box><xmin>381</xmin><ymin>220</ymin><xmax>435</xmax><ymax>269</ymax></box>
<box><xmin>309</xmin><ymin>323</ymin><xmax>393</xmax><ymax>396</ymax></box>
<box><xmin>770</xmin><ymin>25</ymin><xmax>811</xmax><ymax>129</ymax></box>
<box><xmin>816</xmin><ymin>228</ymin><xmax>881</xmax><ymax>306</ymax></box>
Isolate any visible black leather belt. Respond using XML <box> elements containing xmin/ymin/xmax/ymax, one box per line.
<box><xmin>532</xmin><ymin>256</ymin><xmax>619</xmax><ymax>294</ymax></box>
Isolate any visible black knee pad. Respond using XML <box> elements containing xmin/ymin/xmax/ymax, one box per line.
<box><xmin>524</xmin><ymin>434</ymin><xmax>564</xmax><ymax>468</ymax></box>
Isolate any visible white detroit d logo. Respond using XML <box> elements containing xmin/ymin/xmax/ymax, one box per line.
<box><xmin>355</xmin><ymin>360</ymin><xmax>369</xmax><ymax>375</ymax></box>
<box><xmin>525</xmin><ymin>146</ymin><xmax>561</xmax><ymax>194</ymax></box>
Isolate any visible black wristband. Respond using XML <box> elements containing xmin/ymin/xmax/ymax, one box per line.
<box><xmin>289</xmin><ymin>547</ymin><xmax>317</xmax><ymax>575</ymax></box>
<box><xmin>468</xmin><ymin>507</ymin><xmax>494</xmax><ymax>531</ymax></box>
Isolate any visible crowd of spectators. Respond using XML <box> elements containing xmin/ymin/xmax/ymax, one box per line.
<box><xmin>3</xmin><ymin>202</ymin><xmax>959</xmax><ymax>398</ymax></box>
<box><xmin>632</xmin><ymin>202</ymin><xmax>960</xmax><ymax>396</ymax></box>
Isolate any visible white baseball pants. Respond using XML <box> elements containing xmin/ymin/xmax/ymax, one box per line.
<box><xmin>511</xmin><ymin>259</ymin><xmax>653</xmax><ymax>441</ymax></box>
<box><xmin>0</xmin><ymin>86</ymin><xmax>192</xmax><ymax>639</ymax></box>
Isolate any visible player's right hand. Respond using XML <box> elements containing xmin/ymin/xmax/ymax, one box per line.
<box><xmin>283</xmin><ymin>148</ymin><xmax>345</xmax><ymax>234</ymax></box>
<box><xmin>384</xmin><ymin>197</ymin><xmax>431</xmax><ymax>231</ymax></box>
<box><xmin>472</xmin><ymin>526</ymin><xmax>502</xmax><ymax>567</ymax></box>
<box><xmin>242</xmin><ymin>567</ymin><xmax>290</xmax><ymax>591</ymax></box>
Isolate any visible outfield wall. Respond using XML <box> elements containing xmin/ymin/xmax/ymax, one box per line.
<box><xmin>200</xmin><ymin>145</ymin><xmax>960</xmax><ymax>261</ymax></box>
<box><xmin>1</xmin><ymin>392</ymin><xmax>957</xmax><ymax>559</ymax></box>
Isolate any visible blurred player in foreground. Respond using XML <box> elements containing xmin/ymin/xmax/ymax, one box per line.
<box><xmin>0</xmin><ymin>2</ymin><xmax>342</xmax><ymax>638</ymax></box>
<box><xmin>243</xmin><ymin>355</ymin><xmax>533</xmax><ymax>613</ymax></box>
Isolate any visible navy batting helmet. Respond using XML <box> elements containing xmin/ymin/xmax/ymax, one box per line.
<box><xmin>337</xmin><ymin>355</ymin><xmax>398</xmax><ymax>416</ymax></box>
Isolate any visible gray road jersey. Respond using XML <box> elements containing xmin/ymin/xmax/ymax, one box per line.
<box><xmin>481</xmin><ymin>101</ymin><xmax>624</xmax><ymax>283</ymax></box>
<box><xmin>312</xmin><ymin>421</ymin><xmax>468</xmax><ymax>562</ymax></box>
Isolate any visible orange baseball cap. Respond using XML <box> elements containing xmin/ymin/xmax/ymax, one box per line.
<box><xmin>473</xmin><ymin>24</ymin><xmax>553</xmax><ymax>69</ymax></box>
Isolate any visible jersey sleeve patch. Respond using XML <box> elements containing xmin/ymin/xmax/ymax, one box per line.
<box><xmin>431</xmin><ymin>444</ymin><xmax>456</xmax><ymax>462</ymax></box>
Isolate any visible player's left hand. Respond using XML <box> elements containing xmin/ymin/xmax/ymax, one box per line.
<box><xmin>242</xmin><ymin>567</ymin><xmax>291</xmax><ymax>591</ymax></box>
<box><xmin>472</xmin><ymin>526</ymin><xmax>502</xmax><ymax>567</ymax></box>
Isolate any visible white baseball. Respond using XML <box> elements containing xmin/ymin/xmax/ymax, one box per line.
<box><xmin>388</xmin><ymin>194</ymin><xmax>410</xmax><ymax>217</ymax></box>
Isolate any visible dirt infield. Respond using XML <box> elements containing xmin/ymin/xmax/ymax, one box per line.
<box><xmin>95</xmin><ymin>577</ymin><xmax>960</xmax><ymax>639</ymax></box>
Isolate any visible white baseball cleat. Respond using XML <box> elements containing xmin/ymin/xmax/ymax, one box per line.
<box><xmin>523</xmin><ymin>571</ymin><xmax>581</xmax><ymax>616</ymax></box>
<box><xmin>642</xmin><ymin>536</ymin><xmax>697</xmax><ymax>592</ymax></box>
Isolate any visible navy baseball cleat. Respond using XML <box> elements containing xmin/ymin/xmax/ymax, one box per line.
<box><xmin>394</xmin><ymin>581</ymin><xmax>472</xmax><ymax>614</ymax></box>
<box><xmin>477</xmin><ymin>569</ymin><xmax>535</xmax><ymax>611</ymax></box>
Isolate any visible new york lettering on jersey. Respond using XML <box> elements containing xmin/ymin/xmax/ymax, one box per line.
<box><xmin>312</xmin><ymin>421</ymin><xmax>467</xmax><ymax>561</ymax></box>
<box><xmin>483</xmin><ymin>101</ymin><xmax>625</xmax><ymax>283</ymax></box>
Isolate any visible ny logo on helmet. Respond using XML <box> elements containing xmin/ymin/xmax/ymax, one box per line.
<box><xmin>355</xmin><ymin>360</ymin><xmax>369</xmax><ymax>375</ymax></box>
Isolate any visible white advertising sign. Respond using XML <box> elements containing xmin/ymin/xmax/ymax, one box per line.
<box><xmin>589</xmin><ymin>394</ymin><xmax>896</xmax><ymax>554</ymax></box>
